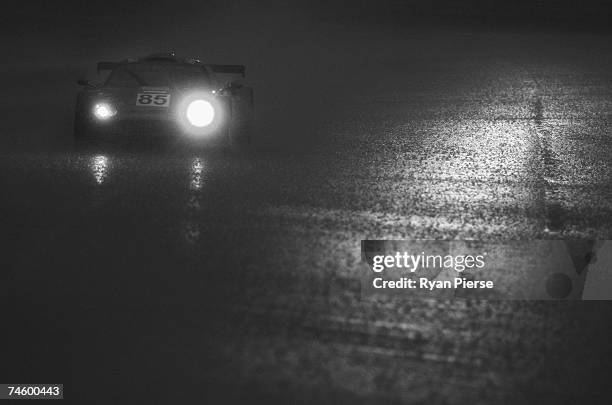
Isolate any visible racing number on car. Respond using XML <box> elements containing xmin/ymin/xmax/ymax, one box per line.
<box><xmin>136</xmin><ymin>93</ymin><xmax>170</xmax><ymax>107</ymax></box>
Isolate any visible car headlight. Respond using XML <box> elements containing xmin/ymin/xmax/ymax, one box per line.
<box><xmin>93</xmin><ymin>102</ymin><xmax>117</xmax><ymax>120</ymax></box>
<box><xmin>186</xmin><ymin>100</ymin><xmax>215</xmax><ymax>127</ymax></box>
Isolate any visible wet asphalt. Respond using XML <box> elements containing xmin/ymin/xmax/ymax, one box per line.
<box><xmin>3</xmin><ymin>32</ymin><xmax>612</xmax><ymax>403</ymax></box>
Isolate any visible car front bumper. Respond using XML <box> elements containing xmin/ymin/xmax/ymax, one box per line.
<box><xmin>86</xmin><ymin>115</ymin><xmax>229</xmax><ymax>146</ymax></box>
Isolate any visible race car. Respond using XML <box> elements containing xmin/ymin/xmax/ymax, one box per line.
<box><xmin>74</xmin><ymin>52</ymin><xmax>253</xmax><ymax>148</ymax></box>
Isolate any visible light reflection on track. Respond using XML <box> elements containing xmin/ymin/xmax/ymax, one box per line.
<box><xmin>89</xmin><ymin>154</ymin><xmax>109</xmax><ymax>185</ymax></box>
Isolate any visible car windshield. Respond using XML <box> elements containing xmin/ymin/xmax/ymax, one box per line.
<box><xmin>106</xmin><ymin>63</ymin><xmax>209</xmax><ymax>87</ymax></box>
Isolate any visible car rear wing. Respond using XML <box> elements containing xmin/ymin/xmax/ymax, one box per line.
<box><xmin>97</xmin><ymin>61</ymin><xmax>118</xmax><ymax>74</ymax></box>
<box><xmin>206</xmin><ymin>64</ymin><xmax>245</xmax><ymax>78</ymax></box>
<box><xmin>95</xmin><ymin>60</ymin><xmax>246</xmax><ymax>77</ymax></box>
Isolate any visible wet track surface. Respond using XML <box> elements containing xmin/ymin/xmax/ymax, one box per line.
<box><xmin>3</xmin><ymin>33</ymin><xmax>612</xmax><ymax>403</ymax></box>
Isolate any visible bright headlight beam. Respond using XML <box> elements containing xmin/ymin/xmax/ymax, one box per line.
<box><xmin>186</xmin><ymin>100</ymin><xmax>215</xmax><ymax>127</ymax></box>
<box><xmin>93</xmin><ymin>103</ymin><xmax>116</xmax><ymax>120</ymax></box>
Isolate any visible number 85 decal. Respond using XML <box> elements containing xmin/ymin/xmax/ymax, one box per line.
<box><xmin>136</xmin><ymin>93</ymin><xmax>170</xmax><ymax>107</ymax></box>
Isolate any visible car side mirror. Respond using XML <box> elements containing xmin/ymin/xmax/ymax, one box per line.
<box><xmin>77</xmin><ymin>79</ymin><xmax>91</xmax><ymax>86</ymax></box>
<box><xmin>227</xmin><ymin>82</ymin><xmax>243</xmax><ymax>95</ymax></box>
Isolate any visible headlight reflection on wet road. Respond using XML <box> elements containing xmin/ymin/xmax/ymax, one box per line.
<box><xmin>190</xmin><ymin>157</ymin><xmax>205</xmax><ymax>191</ymax></box>
<box><xmin>89</xmin><ymin>155</ymin><xmax>109</xmax><ymax>185</ymax></box>
<box><xmin>184</xmin><ymin>157</ymin><xmax>207</xmax><ymax>245</ymax></box>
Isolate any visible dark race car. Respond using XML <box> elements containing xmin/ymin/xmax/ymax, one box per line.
<box><xmin>74</xmin><ymin>53</ymin><xmax>253</xmax><ymax>148</ymax></box>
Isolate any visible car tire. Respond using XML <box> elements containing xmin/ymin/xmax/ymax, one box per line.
<box><xmin>74</xmin><ymin>111</ymin><xmax>107</xmax><ymax>152</ymax></box>
<box><xmin>73</xmin><ymin>106</ymin><xmax>95</xmax><ymax>136</ymax></box>
<box><xmin>229</xmin><ymin>86</ymin><xmax>254</xmax><ymax>149</ymax></box>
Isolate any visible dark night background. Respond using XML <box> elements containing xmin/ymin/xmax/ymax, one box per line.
<box><xmin>2</xmin><ymin>1</ymin><xmax>612</xmax><ymax>403</ymax></box>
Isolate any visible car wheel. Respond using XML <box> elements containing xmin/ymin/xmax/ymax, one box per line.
<box><xmin>74</xmin><ymin>109</ymin><xmax>93</xmax><ymax>136</ymax></box>
<box><xmin>73</xmin><ymin>112</ymin><xmax>105</xmax><ymax>151</ymax></box>
<box><xmin>229</xmin><ymin>87</ymin><xmax>254</xmax><ymax>149</ymax></box>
